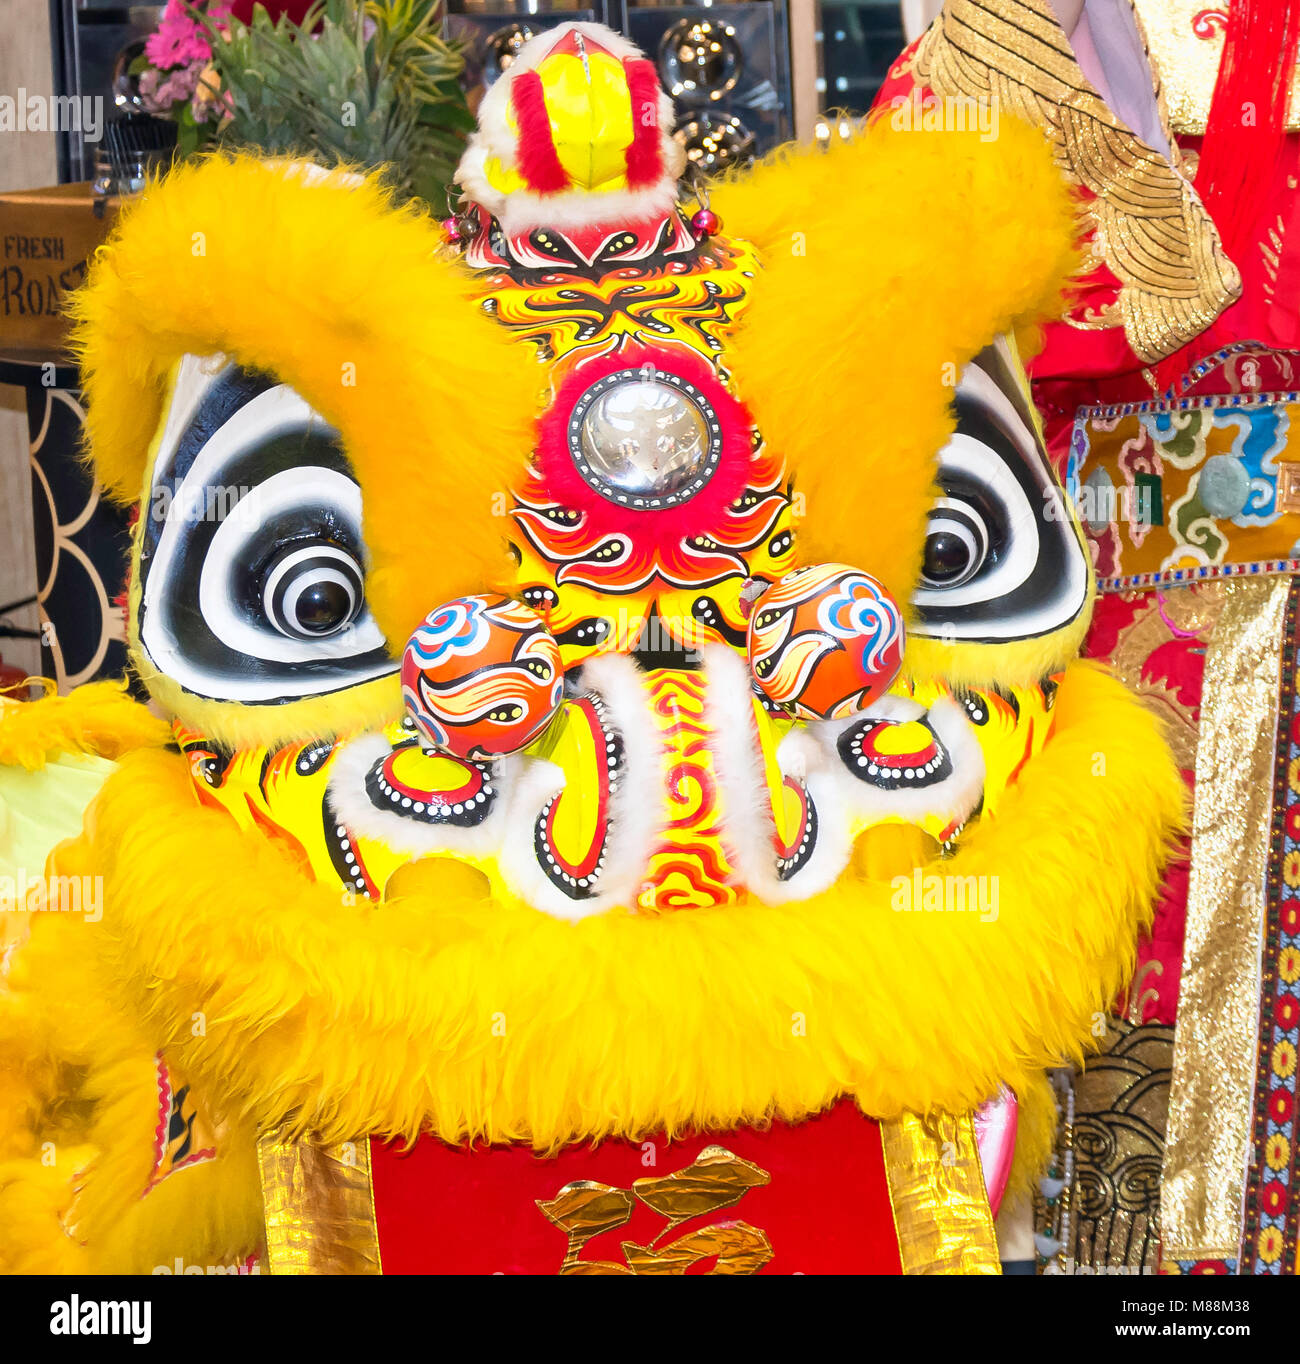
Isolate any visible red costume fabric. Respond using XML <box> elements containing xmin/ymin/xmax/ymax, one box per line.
<box><xmin>370</xmin><ymin>1101</ymin><xmax>903</xmax><ymax>1275</ymax></box>
<box><xmin>876</xmin><ymin>0</ymin><xmax>1300</xmax><ymax>1273</ymax></box>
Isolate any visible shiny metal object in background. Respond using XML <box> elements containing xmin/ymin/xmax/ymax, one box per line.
<box><xmin>660</xmin><ymin>17</ymin><xmax>744</xmax><ymax>102</ymax></box>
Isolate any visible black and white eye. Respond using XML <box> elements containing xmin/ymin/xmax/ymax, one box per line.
<box><xmin>137</xmin><ymin>358</ymin><xmax>395</xmax><ymax>704</ymax></box>
<box><xmin>910</xmin><ymin>339</ymin><xmax>1088</xmax><ymax>645</ymax></box>
<box><xmin>261</xmin><ymin>543</ymin><xmax>364</xmax><ymax>640</ymax></box>
<box><xmin>920</xmin><ymin>498</ymin><xmax>989</xmax><ymax>589</ymax></box>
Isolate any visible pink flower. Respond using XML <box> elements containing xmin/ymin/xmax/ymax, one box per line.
<box><xmin>144</xmin><ymin>0</ymin><xmax>228</xmax><ymax>70</ymax></box>
<box><xmin>140</xmin><ymin>58</ymin><xmax>203</xmax><ymax>113</ymax></box>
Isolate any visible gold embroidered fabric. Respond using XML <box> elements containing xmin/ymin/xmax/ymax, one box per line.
<box><xmin>913</xmin><ymin>0</ymin><xmax>1240</xmax><ymax>363</ymax></box>
<box><xmin>881</xmin><ymin>1110</ymin><xmax>1001</xmax><ymax>1274</ymax></box>
<box><xmin>1071</xmin><ymin>1019</ymin><xmax>1174</xmax><ymax>1273</ymax></box>
<box><xmin>536</xmin><ymin>1146</ymin><xmax>775</xmax><ymax>1274</ymax></box>
<box><xmin>1161</xmin><ymin>575</ymin><xmax>1288</xmax><ymax>1261</ymax></box>
<box><xmin>257</xmin><ymin>1133</ymin><xmax>382</xmax><ymax>1275</ymax></box>
<box><xmin>1136</xmin><ymin>0</ymin><xmax>1300</xmax><ymax>135</ymax></box>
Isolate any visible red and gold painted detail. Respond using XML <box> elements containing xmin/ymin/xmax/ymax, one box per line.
<box><xmin>464</xmin><ymin>202</ymin><xmax>697</xmax><ymax>275</ymax></box>
<box><xmin>64</xmin><ymin>1052</ymin><xmax>221</xmax><ymax>1246</ymax></box>
<box><xmin>174</xmin><ymin>661</ymin><xmax>1056</xmax><ymax>915</ymax></box>
<box><xmin>894</xmin><ymin>674</ymin><xmax>1057</xmax><ymax>824</ymax></box>
<box><xmin>399</xmin><ymin>594</ymin><xmax>563</xmax><ymax>760</ymax></box>
<box><xmin>748</xmin><ymin>563</ymin><xmax>906</xmax><ymax>721</ymax></box>
<box><xmin>772</xmin><ymin>775</ymin><xmax>814</xmax><ymax>867</ymax></box>
<box><xmin>144</xmin><ymin>1053</ymin><xmax>217</xmax><ymax>1198</ymax></box>
<box><xmin>512</xmin><ymin>460</ymin><xmax>793</xmax><ymax>669</ymax></box>
<box><xmin>856</xmin><ymin>719</ymin><xmax>943</xmax><ymax>773</ymax></box>
<box><xmin>469</xmin><ymin>205</ymin><xmax>779</xmax><ymax>669</ymax></box>
<box><xmin>177</xmin><ymin>720</ymin><xmax>420</xmax><ymax>903</ymax></box>
<box><xmin>638</xmin><ymin>668</ymin><xmax>737</xmax><ymax>912</ymax></box>
<box><xmin>368</xmin><ymin>1098</ymin><xmax>905</xmax><ymax>1274</ymax></box>
<box><xmin>467</xmin><ymin>218</ymin><xmax>759</xmax><ymax>366</ymax></box>
<box><xmin>474</xmin><ymin>215</ymin><xmax>784</xmax><ymax>671</ymax></box>
<box><xmin>529</xmin><ymin>695</ymin><xmax>618</xmax><ymax>894</ymax></box>
<box><xmin>377</xmin><ymin>746</ymin><xmax>486</xmax><ymax>811</ymax></box>
<box><xmin>173</xmin><ymin>643</ymin><xmax>1056</xmax><ymax>920</ymax></box>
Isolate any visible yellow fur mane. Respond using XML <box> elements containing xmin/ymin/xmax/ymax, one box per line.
<box><xmin>68</xmin><ymin>154</ymin><xmax>544</xmax><ymax>659</ymax></box>
<box><xmin>6</xmin><ymin>661</ymin><xmax>1179</xmax><ymax>1176</ymax></box>
<box><xmin>715</xmin><ymin>117</ymin><xmax>1081</xmax><ymax>614</ymax></box>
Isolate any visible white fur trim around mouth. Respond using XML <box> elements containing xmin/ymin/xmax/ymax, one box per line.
<box><xmin>703</xmin><ymin>643</ymin><xmax>853</xmax><ymax>902</ymax></box>
<box><xmin>703</xmin><ymin>644</ymin><xmax>987</xmax><ymax>900</ymax></box>
<box><xmin>497</xmin><ymin>652</ymin><xmax>666</xmax><ymax>921</ymax></box>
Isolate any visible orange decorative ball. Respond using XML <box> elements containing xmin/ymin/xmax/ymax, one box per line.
<box><xmin>401</xmin><ymin>594</ymin><xmax>564</xmax><ymax>759</ymax></box>
<box><xmin>747</xmin><ymin>563</ymin><xmax>905</xmax><ymax>721</ymax></box>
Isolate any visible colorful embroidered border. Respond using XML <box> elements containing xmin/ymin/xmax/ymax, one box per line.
<box><xmin>1240</xmin><ymin>577</ymin><xmax>1300</xmax><ymax>1273</ymax></box>
<box><xmin>1067</xmin><ymin>387</ymin><xmax>1300</xmax><ymax>593</ymax></box>
<box><xmin>1162</xmin><ymin>1257</ymin><xmax>1238</xmax><ymax>1274</ymax></box>
<box><xmin>1079</xmin><ymin>386</ymin><xmax>1300</xmax><ymax>422</ymax></box>
<box><xmin>1095</xmin><ymin>560</ymin><xmax>1300</xmax><ymax>595</ymax></box>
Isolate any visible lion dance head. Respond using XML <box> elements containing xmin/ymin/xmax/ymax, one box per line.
<box><xmin>0</xmin><ymin>23</ymin><xmax>1181</xmax><ymax>1275</ymax></box>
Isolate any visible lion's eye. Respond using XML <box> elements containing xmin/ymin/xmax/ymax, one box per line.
<box><xmin>910</xmin><ymin>341</ymin><xmax>1088</xmax><ymax>645</ymax></box>
<box><xmin>920</xmin><ymin>501</ymin><xmax>989</xmax><ymax>589</ymax></box>
<box><xmin>137</xmin><ymin>358</ymin><xmax>395</xmax><ymax>704</ymax></box>
<box><xmin>261</xmin><ymin>543</ymin><xmax>365</xmax><ymax>640</ymax></box>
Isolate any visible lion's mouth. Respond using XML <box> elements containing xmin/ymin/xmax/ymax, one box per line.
<box><xmin>310</xmin><ymin>646</ymin><xmax>1051</xmax><ymax>921</ymax></box>
<box><xmin>179</xmin><ymin>647</ymin><xmax>1055</xmax><ymax>922</ymax></box>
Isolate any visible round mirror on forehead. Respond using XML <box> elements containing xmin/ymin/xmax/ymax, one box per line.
<box><xmin>568</xmin><ymin>367</ymin><xmax>722</xmax><ymax>510</ymax></box>
<box><xmin>579</xmin><ymin>378</ymin><xmax>712</xmax><ymax>499</ymax></box>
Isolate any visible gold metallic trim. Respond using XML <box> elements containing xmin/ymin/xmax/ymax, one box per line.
<box><xmin>1135</xmin><ymin>0</ymin><xmax>1300</xmax><ymax>135</ymax></box>
<box><xmin>914</xmin><ymin>0</ymin><xmax>1240</xmax><ymax>364</ymax></box>
<box><xmin>1161</xmin><ymin>575</ymin><xmax>1289</xmax><ymax>1261</ymax></box>
<box><xmin>881</xmin><ymin>1110</ymin><xmax>1001</xmax><ymax>1274</ymax></box>
<box><xmin>257</xmin><ymin>1132</ymin><xmax>383</xmax><ymax>1275</ymax></box>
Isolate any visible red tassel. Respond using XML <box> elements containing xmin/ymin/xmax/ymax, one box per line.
<box><xmin>623</xmin><ymin>58</ymin><xmax>664</xmax><ymax>189</ymax></box>
<box><xmin>1195</xmin><ymin>0</ymin><xmax>1300</xmax><ymax>261</ymax></box>
<box><xmin>510</xmin><ymin>71</ymin><xmax>570</xmax><ymax>195</ymax></box>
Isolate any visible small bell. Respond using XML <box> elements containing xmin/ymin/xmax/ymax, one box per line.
<box><xmin>442</xmin><ymin>215</ymin><xmax>465</xmax><ymax>246</ymax></box>
<box><xmin>690</xmin><ymin>206</ymin><xmax>720</xmax><ymax>239</ymax></box>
